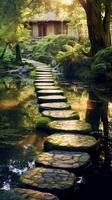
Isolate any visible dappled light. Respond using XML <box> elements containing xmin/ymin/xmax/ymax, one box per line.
<box><xmin>0</xmin><ymin>0</ymin><xmax>112</xmax><ymax>200</ymax></box>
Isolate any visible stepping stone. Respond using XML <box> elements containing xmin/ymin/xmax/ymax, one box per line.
<box><xmin>35</xmin><ymin>80</ymin><xmax>54</xmax><ymax>83</ymax></box>
<box><xmin>20</xmin><ymin>167</ymin><xmax>76</xmax><ymax>198</ymax></box>
<box><xmin>35</xmin><ymin>151</ymin><xmax>91</xmax><ymax>173</ymax></box>
<box><xmin>36</xmin><ymin>69</ymin><xmax>52</xmax><ymax>72</ymax></box>
<box><xmin>38</xmin><ymin>95</ymin><xmax>67</xmax><ymax>103</ymax></box>
<box><xmin>39</xmin><ymin>102</ymin><xmax>71</xmax><ymax>112</ymax></box>
<box><xmin>35</xmin><ymin>75</ymin><xmax>53</xmax><ymax>78</ymax></box>
<box><xmin>35</xmin><ymin>86</ymin><xmax>60</xmax><ymax>91</ymax></box>
<box><xmin>44</xmin><ymin>133</ymin><xmax>98</xmax><ymax>152</ymax></box>
<box><xmin>48</xmin><ymin>120</ymin><xmax>91</xmax><ymax>134</ymax></box>
<box><xmin>37</xmin><ymin>89</ymin><xmax>64</xmax><ymax>96</ymax></box>
<box><xmin>0</xmin><ymin>189</ymin><xmax>59</xmax><ymax>200</ymax></box>
<box><xmin>35</xmin><ymin>83</ymin><xmax>55</xmax><ymax>86</ymax></box>
<box><xmin>42</xmin><ymin>110</ymin><xmax>80</xmax><ymax>120</ymax></box>
<box><xmin>36</xmin><ymin>72</ymin><xmax>52</xmax><ymax>75</ymax></box>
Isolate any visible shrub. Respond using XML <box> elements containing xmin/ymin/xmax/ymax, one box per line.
<box><xmin>32</xmin><ymin>34</ymin><xmax>70</xmax><ymax>64</ymax></box>
<box><xmin>91</xmin><ymin>47</ymin><xmax>112</xmax><ymax>81</ymax></box>
<box><xmin>0</xmin><ymin>46</ymin><xmax>13</xmax><ymax>62</ymax></box>
<box><xmin>56</xmin><ymin>43</ymin><xmax>85</xmax><ymax>79</ymax></box>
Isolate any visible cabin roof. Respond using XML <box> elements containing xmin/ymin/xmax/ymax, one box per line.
<box><xmin>28</xmin><ymin>11</ymin><xmax>69</xmax><ymax>23</ymax></box>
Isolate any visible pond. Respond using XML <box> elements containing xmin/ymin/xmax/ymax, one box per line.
<box><xmin>0</xmin><ymin>64</ymin><xmax>112</xmax><ymax>200</ymax></box>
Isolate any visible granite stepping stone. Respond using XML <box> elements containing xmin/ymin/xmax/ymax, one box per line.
<box><xmin>36</xmin><ymin>69</ymin><xmax>52</xmax><ymax>72</ymax></box>
<box><xmin>35</xmin><ymin>86</ymin><xmax>60</xmax><ymax>91</ymax></box>
<box><xmin>48</xmin><ymin>120</ymin><xmax>91</xmax><ymax>134</ymax></box>
<box><xmin>35</xmin><ymin>75</ymin><xmax>53</xmax><ymax>78</ymax></box>
<box><xmin>35</xmin><ymin>150</ymin><xmax>91</xmax><ymax>173</ymax></box>
<box><xmin>44</xmin><ymin>133</ymin><xmax>98</xmax><ymax>152</ymax></box>
<box><xmin>39</xmin><ymin>102</ymin><xmax>71</xmax><ymax>112</ymax></box>
<box><xmin>36</xmin><ymin>72</ymin><xmax>52</xmax><ymax>75</ymax></box>
<box><xmin>37</xmin><ymin>95</ymin><xmax>67</xmax><ymax>103</ymax></box>
<box><xmin>20</xmin><ymin>167</ymin><xmax>76</xmax><ymax>199</ymax></box>
<box><xmin>37</xmin><ymin>89</ymin><xmax>64</xmax><ymax>96</ymax></box>
<box><xmin>0</xmin><ymin>189</ymin><xmax>59</xmax><ymax>200</ymax></box>
<box><xmin>42</xmin><ymin>110</ymin><xmax>80</xmax><ymax>120</ymax></box>
<box><xmin>34</xmin><ymin>79</ymin><xmax>55</xmax><ymax>83</ymax></box>
<box><xmin>35</xmin><ymin>83</ymin><xmax>55</xmax><ymax>86</ymax></box>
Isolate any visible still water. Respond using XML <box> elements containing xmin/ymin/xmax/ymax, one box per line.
<box><xmin>0</xmin><ymin>69</ymin><xmax>112</xmax><ymax>200</ymax></box>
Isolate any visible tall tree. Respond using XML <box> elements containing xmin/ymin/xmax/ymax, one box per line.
<box><xmin>78</xmin><ymin>0</ymin><xmax>112</xmax><ymax>55</ymax></box>
<box><xmin>0</xmin><ymin>0</ymin><xmax>42</xmax><ymax>64</ymax></box>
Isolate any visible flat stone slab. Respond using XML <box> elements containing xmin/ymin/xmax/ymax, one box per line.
<box><xmin>35</xmin><ymin>75</ymin><xmax>53</xmax><ymax>78</ymax></box>
<box><xmin>42</xmin><ymin>110</ymin><xmax>79</xmax><ymax>120</ymax></box>
<box><xmin>48</xmin><ymin>120</ymin><xmax>91</xmax><ymax>134</ymax></box>
<box><xmin>0</xmin><ymin>189</ymin><xmax>59</xmax><ymax>200</ymax></box>
<box><xmin>44</xmin><ymin>133</ymin><xmax>98</xmax><ymax>152</ymax></box>
<box><xmin>20</xmin><ymin>167</ymin><xmax>76</xmax><ymax>197</ymax></box>
<box><xmin>36</xmin><ymin>69</ymin><xmax>52</xmax><ymax>72</ymax></box>
<box><xmin>35</xmin><ymin>83</ymin><xmax>55</xmax><ymax>86</ymax></box>
<box><xmin>35</xmin><ymin>86</ymin><xmax>60</xmax><ymax>91</ymax></box>
<box><xmin>37</xmin><ymin>90</ymin><xmax>64</xmax><ymax>96</ymax></box>
<box><xmin>38</xmin><ymin>95</ymin><xmax>67</xmax><ymax>103</ymax></box>
<box><xmin>39</xmin><ymin>102</ymin><xmax>71</xmax><ymax>111</ymax></box>
<box><xmin>35</xmin><ymin>80</ymin><xmax>55</xmax><ymax>83</ymax></box>
<box><xmin>35</xmin><ymin>151</ymin><xmax>91</xmax><ymax>173</ymax></box>
<box><xmin>36</xmin><ymin>72</ymin><xmax>52</xmax><ymax>75</ymax></box>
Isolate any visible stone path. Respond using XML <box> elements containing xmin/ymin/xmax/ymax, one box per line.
<box><xmin>18</xmin><ymin>60</ymin><xmax>99</xmax><ymax>200</ymax></box>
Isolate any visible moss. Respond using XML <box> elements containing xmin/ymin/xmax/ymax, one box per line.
<box><xmin>36</xmin><ymin>116</ymin><xmax>51</xmax><ymax>129</ymax></box>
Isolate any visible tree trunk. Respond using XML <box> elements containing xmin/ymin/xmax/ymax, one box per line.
<box><xmin>79</xmin><ymin>0</ymin><xmax>111</xmax><ymax>55</ymax></box>
<box><xmin>15</xmin><ymin>43</ymin><xmax>22</xmax><ymax>64</ymax></box>
<box><xmin>0</xmin><ymin>43</ymin><xmax>8</xmax><ymax>60</ymax></box>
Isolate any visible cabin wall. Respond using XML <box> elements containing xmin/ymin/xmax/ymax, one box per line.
<box><xmin>32</xmin><ymin>24</ymin><xmax>39</xmax><ymax>38</ymax></box>
<box><xmin>46</xmin><ymin>22</ymin><xmax>55</xmax><ymax>35</ymax></box>
<box><xmin>30</xmin><ymin>21</ymin><xmax>80</xmax><ymax>38</ymax></box>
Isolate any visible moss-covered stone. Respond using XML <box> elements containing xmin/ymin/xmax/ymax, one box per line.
<box><xmin>39</xmin><ymin>102</ymin><xmax>71</xmax><ymax>112</ymax></box>
<box><xmin>42</xmin><ymin>110</ymin><xmax>79</xmax><ymax>120</ymax></box>
<box><xmin>20</xmin><ymin>167</ymin><xmax>76</xmax><ymax>198</ymax></box>
<box><xmin>44</xmin><ymin>133</ymin><xmax>98</xmax><ymax>152</ymax></box>
<box><xmin>48</xmin><ymin>120</ymin><xmax>92</xmax><ymax>134</ymax></box>
<box><xmin>38</xmin><ymin>95</ymin><xmax>67</xmax><ymax>103</ymax></box>
<box><xmin>0</xmin><ymin>189</ymin><xmax>58</xmax><ymax>200</ymax></box>
<box><xmin>35</xmin><ymin>75</ymin><xmax>53</xmax><ymax>78</ymax></box>
<box><xmin>37</xmin><ymin>90</ymin><xmax>64</xmax><ymax>96</ymax></box>
<box><xmin>36</xmin><ymin>72</ymin><xmax>52</xmax><ymax>75</ymax></box>
<box><xmin>35</xmin><ymin>86</ymin><xmax>60</xmax><ymax>91</ymax></box>
<box><xmin>36</xmin><ymin>68</ymin><xmax>52</xmax><ymax>72</ymax></box>
<box><xmin>34</xmin><ymin>83</ymin><xmax>55</xmax><ymax>86</ymax></box>
<box><xmin>34</xmin><ymin>79</ymin><xmax>55</xmax><ymax>83</ymax></box>
<box><xmin>35</xmin><ymin>150</ymin><xmax>91</xmax><ymax>173</ymax></box>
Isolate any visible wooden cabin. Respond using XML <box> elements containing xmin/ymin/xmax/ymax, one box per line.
<box><xmin>26</xmin><ymin>12</ymin><xmax>75</xmax><ymax>38</ymax></box>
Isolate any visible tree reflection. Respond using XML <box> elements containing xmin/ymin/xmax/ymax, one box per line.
<box><xmin>86</xmin><ymin>90</ymin><xmax>109</xmax><ymax>137</ymax></box>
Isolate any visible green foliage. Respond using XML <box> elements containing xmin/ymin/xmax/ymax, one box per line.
<box><xmin>56</xmin><ymin>43</ymin><xmax>83</xmax><ymax>67</ymax></box>
<box><xmin>36</xmin><ymin>116</ymin><xmax>51</xmax><ymax>129</ymax></box>
<box><xmin>32</xmin><ymin>34</ymin><xmax>70</xmax><ymax>64</ymax></box>
<box><xmin>91</xmin><ymin>47</ymin><xmax>112</xmax><ymax>80</ymax></box>
<box><xmin>0</xmin><ymin>46</ymin><xmax>13</xmax><ymax>62</ymax></box>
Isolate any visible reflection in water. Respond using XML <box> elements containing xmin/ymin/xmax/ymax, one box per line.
<box><xmin>86</xmin><ymin>90</ymin><xmax>109</xmax><ymax>137</ymax></box>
